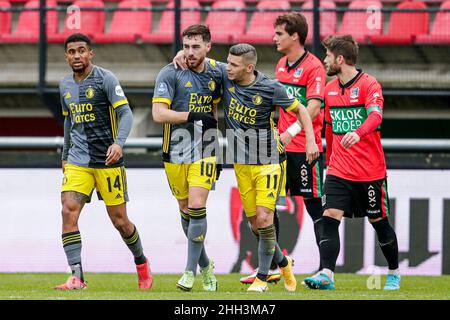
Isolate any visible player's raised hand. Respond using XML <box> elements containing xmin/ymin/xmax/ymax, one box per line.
<box><xmin>105</xmin><ymin>143</ymin><xmax>123</xmax><ymax>166</ymax></box>
<box><xmin>306</xmin><ymin>140</ymin><xmax>319</xmax><ymax>164</ymax></box>
<box><xmin>280</xmin><ymin>132</ymin><xmax>293</xmax><ymax>147</ymax></box>
<box><xmin>173</xmin><ymin>50</ymin><xmax>187</xmax><ymax>70</ymax></box>
<box><xmin>341</xmin><ymin>132</ymin><xmax>360</xmax><ymax>149</ymax></box>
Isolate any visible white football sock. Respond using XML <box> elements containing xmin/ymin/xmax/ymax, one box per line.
<box><xmin>388</xmin><ymin>268</ymin><xmax>400</xmax><ymax>276</ymax></box>
<box><xmin>322</xmin><ymin>268</ymin><xmax>335</xmax><ymax>281</ymax></box>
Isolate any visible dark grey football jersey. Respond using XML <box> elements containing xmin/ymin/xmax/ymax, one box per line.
<box><xmin>220</xmin><ymin>68</ymin><xmax>300</xmax><ymax>164</ymax></box>
<box><xmin>153</xmin><ymin>60</ymin><xmax>223</xmax><ymax>163</ymax></box>
<box><xmin>60</xmin><ymin>65</ymin><xmax>129</xmax><ymax>168</ymax></box>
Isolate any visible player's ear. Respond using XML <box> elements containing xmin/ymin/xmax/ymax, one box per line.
<box><xmin>205</xmin><ymin>41</ymin><xmax>211</xmax><ymax>53</ymax></box>
<box><xmin>247</xmin><ymin>63</ymin><xmax>255</xmax><ymax>74</ymax></box>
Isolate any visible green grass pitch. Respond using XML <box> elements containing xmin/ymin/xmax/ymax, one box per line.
<box><xmin>1</xmin><ymin>273</ymin><xmax>449</xmax><ymax>300</ymax></box>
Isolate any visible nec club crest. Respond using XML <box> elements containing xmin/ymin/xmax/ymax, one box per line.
<box><xmin>350</xmin><ymin>87</ymin><xmax>360</xmax><ymax>99</ymax></box>
<box><xmin>294</xmin><ymin>68</ymin><xmax>303</xmax><ymax>78</ymax></box>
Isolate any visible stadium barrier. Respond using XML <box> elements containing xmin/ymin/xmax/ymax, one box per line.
<box><xmin>0</xmin><ymin>137</ymin><xmax>449</xmax><ymax>151</ymax></box>
<box><xmin>0</xmin><ymin>167</ymin><xmax>449</xmax><ymax>275</ymax></box>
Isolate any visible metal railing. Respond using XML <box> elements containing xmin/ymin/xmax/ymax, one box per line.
<box><xmin>0</xmin><ymin>137</ymin><xmax>449</xmax><ymax>152</ymax></box>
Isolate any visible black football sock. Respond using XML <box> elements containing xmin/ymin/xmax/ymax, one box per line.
<box><xmin>305</xmin><ymin>198</ymin><xmax>324</xmax><ymax>270</ymax></box>
<box><xmin>319</xmin><ymin>216</ymin><xmax>341</xmax><ymax>272</ymax></box>
<box><xmin>371</xmin><ymin>218</ymin><xmax>399</xmax><ymax>270</ymax></box>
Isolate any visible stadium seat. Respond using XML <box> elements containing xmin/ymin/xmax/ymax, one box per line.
<box><xmin>141</xmin><ymin>0</ymin><xmax>201</xmax><ymax>44</ymax></box>
<box><xmin>1</xmin><ymin>0</ymin><xmax>58</xmax><ymax>43</ymax></box>
<box><xmin>0</xmin><ymin>1</ymin><xmax>12</xmax><ymax>38</ymax></box>
<box><xmin>416</xmin><ymin>1</ymin><xmax>450</xmax><ymax>44</ymax></box>
<box><xmin>205</xmin><ymin>0</ymin><xmax>246</xmax><ymax>43</ymax></box>
<box><xmin>339</xmin><ymin>0</ymin><xmax>383</xmax><ymax>44</ymax></box>
<box><xmin>234</xmin><ymin>0</ymin><xmax>291</xmax><ymax>44</ymax></box>
<box><xmin>301</xmin><ymin>0</ymin><xmax>336</xmax><ymax>44</ymax></box>
<box><xmin>48</xmin><ymin>0</ymin><xmax>105</xmax><ymax>43</ymax></box>
<box><xmin>93</xmin><ymin>0</ymin><xmax>152</xmax><ymax>43</ymax></box>
<box><xmin>369</xmin><ymin>1</ymin><xmax>429</xmax><ymax>45</ymax></box>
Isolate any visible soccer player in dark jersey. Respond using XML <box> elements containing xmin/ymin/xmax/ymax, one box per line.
<box><xmin>303</xmin><ymin>35</ymin><xmax>400</xmax><ymax>290</ymax></box>
<box><xmin>55</xmin><ymin>33</ymin><xmax>153</xmax><ymax>290</ymax></box>
<box><xmin>221</xmin><ymin>44</ymin><xmax>319</xmax><ymax>292</ymax></box>
<box><xmin>172</xmin><ymin>42</ymin><xmax>319</xmax><ymax>292</ymax></box>
<box><xmin>241</xmin><ymin>12</ymin><xmax>327</xmax><ymax>285</ymax></box>
<box><xmin>152</xmin><ymin>25</ymin><xmax>222</xmax><ymax>292</ymax></box>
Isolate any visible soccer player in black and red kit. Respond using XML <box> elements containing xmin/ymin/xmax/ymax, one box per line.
<box><xmin>275</xmin><ymin>13</ymin><xmax>326</xmax><ymax>272</ymax></box>
<box><xmin>304</xmin><ymin>35</ymin><xmax>401</xmax><ymax>290</ymax></box>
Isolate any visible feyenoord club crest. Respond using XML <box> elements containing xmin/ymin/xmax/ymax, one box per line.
<box><xmin>350</xmin><ymin>87</ymin><xmax>360</xmax><ymax>99</ymax></box>
<box><xmin>208</xmin><ymin>79</ymin><xmax>216</xmax><ymax>91</ymax></box>
<box><xmin>85</xmin><ymin>86</ymin><xmax>95</xmax><ymax>99</ymax></box>
<box><xmin>252</xmin><ymin>94</ymin><xmax>263</xmax><ymax>105</ymax></box>
<box><xmin>294</xmin><ymin>68</ymin><xmax>303</xmax><ymax>78</ymax></box>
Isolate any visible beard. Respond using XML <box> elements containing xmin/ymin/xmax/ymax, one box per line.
<box><xmin>187</xmin><ymin>56</ymin><xmax>205</xmax><ymax>70</ymax></box>
<box><xmin>326</xmin><ymin>63</ymin><xmax>341</xmax><ymax>77</ymax></box>
<box><xmin>71</xmin><ymin>62</ymin><xmax>87</xmax><ymax>73</ymax></box>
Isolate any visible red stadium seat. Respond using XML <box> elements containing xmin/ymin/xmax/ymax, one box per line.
<box><xmin>205</xmin><ymin>0</ymin><xmax>246</xmax><ymax>43</ymax></box>
<box><xmin>1</xmin><ymin>0</ymin><xmax>57</xmax><ymax>43</ymax></box>
<box><xmin>48</xmin><ymin>0</ymin><xmax>105</xmax><ymax>43</ymax></box>
<box><xmin>416</xmin><ymin>1</ymin><xmax>450</xmax><ymax>44</ymax></box>
<box><xmin>338</xmin><ymin>0</ymin><xmax>383</xmax><ymax>44</ymax></box>
<box><xmin>234</xmin><ymin>0</ymin><xmax>291</xmax><ymax>44</ymax></box>
<box><xmin>369</xmin><ymin>1</ymin><xmax>429</xmax><ymax>45</ymax></box>
<box><xmin>0</xmin><ymin>1</ymin><xmax>12</xmax><ymax>38</ymax></box>
<box><xmin>94</xmin><ymin>0</ymin><xmax>152</xmax><ymax>43</ymax></box>
<box><xmin>301</xmin><ymin>0</ymin><xmax>336</xmax><ymax>44</ymax></box>
<box><xmin>141</xmin><ymin>0</ymin><xmax>201</xmax><ymax>44</ymax></box>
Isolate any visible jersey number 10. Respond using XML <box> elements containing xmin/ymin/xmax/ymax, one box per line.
<box><xmin>200</xmin><ymin>161</ymin><xmax>214</xmax><ymax>178</ymax></box>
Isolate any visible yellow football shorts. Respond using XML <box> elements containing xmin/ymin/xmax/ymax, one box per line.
<box><xmin>61</xmin><ymin>163</ymin><xmax>128</xmax><ymax>206</ymax></box>
<box><xmin>234</xmin><ymin>161</ymin><xmax>286</xmax><ymax>218</ymax></box>
<box><xmin>278</xmin><ymin>159</ymin><xmax>287</xmax><ymax>199</ymax></box>
<box><xmin>164</xmin><ymin>156</ymin><xmax>217</xmax><ymax>200</ymax></box>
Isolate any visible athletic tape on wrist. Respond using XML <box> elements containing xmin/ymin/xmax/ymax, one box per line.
<box><xmin>286</xmin><ymin>122</ymin><xmax>302</xmax><ymax>137</ymax></box>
